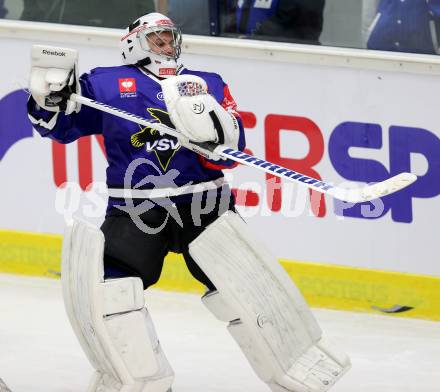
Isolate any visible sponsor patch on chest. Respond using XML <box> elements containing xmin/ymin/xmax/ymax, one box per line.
<box><xmin>119</xmin><ymin>78</ymin><xmax>137</xmax><ymax>98</ymax></box>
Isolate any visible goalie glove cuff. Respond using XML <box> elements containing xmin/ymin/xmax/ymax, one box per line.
<box><xmin>30</xmin><ymin>67</ymin><xmax>81</xmax><ymax>115</ymax></box>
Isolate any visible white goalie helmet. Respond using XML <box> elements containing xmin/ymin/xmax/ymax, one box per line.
<box><xmin>120</xmin><ymin>13</ymin><xmax>182</xmax><ymax>78</ymax></box>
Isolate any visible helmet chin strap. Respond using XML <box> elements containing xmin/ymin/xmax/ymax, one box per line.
<box><xmin>136</xmin><ymin>57</ymin><xmax>152</xmax><ymax>67</ymax></box>
<box><xmin>136</xmin><ymin>57</ymin><xmax>173</xmax><ymax>80</ymax></box>
<box><xmin>133</xmin><ymin>57</ymin><xmax>179</xmax><ymax>80</ymax></box>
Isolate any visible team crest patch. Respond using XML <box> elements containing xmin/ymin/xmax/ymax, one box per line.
<box><xmin>130</xmin><ymin>108</ymin><xmax>181</xmax><ymax>171</ymax></box>
<box><xmin>119</xmin><ymin>78</ymin><xmax>137</xmax><ymax>98</ymax></box>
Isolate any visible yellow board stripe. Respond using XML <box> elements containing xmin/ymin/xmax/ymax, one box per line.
<box><xmin>1</xmin><ymin>229</ymin><xmax>439</xmax><ymax>320</ymax></box>
<box><xmin>280</xmin><ymin>260</ymin><xmax>440</xmax><ymax>321</ymax></box>
<box><xmin>0</xmin><ymin>230</ymin><xmax>62</xmax><ymax>278</ymax></box>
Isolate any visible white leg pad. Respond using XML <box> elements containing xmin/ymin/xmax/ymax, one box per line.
<box><xmin>61</xmin><ymin>220</ymin><xmax>174</xmax><ymax>392</ymax></box>
<box><xmin>191</xmin><ymin>212</ymin><xmax>350</xmax><ymax>392</ymax></box>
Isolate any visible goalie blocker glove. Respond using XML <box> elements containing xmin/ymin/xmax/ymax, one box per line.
<box><xmin>29</xmin><ymin>45</ymin><xmax>81</xmax><ymax>115</ymax></box>
<box><xmin>161</xmin><ymin>75</ymin><xmax>240</xmax><ymax>158</ymax></box>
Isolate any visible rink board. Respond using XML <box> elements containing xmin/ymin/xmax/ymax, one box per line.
<box><xmin>1</xmin><ymin>21</ymin><xmax>440</xmax><ymax>320</ymax></box>
<box><xmin>1</xmin><ymin>229</ymin><xmax>439</xmax><ymax>321</ymax></box>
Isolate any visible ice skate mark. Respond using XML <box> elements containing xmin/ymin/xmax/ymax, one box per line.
<box><xmin>48</xmin><ymin>269</ymin><xmax>61</xmax><ymax>277</ymax></box>
<box><xmin>371</xmin><ymin>305</ymin><xmax>414</xmax><ymax>314</ymax></box>
<box><xmin>0</xmin><ymin>378</ymin><xmax>12</xmax><ymax>392</ymax></box>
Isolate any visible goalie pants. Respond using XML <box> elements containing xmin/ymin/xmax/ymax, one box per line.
<box><xmin>101</xmin><ymin>189</ymin><xmax>235</xmax><ymax>290</ymax></box>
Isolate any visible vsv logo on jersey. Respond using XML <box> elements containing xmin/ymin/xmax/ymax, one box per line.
<box><xmin>145</xmin><ymin>139</ymin><xmax>180</xmax><ymax>152</ymax></box>
<box><xmin>130</xmin><ymin>108</ymin><xmax>180</xmax><ymax>171</ymax></box>
<box><xmin>119</xmin><ymin>78</ymin><xmax>137</xmax><ymax>98</ymax></box>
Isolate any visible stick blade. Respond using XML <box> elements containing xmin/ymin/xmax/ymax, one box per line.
<box><xmin>0</xmin><ymin>378</ymin><xmax>12</xmax><ymax>392</ymax></box>
<box><xmin>330</xmin><ymin>172</ymin><xmax>417</xmax><ymax>203</ymax></box>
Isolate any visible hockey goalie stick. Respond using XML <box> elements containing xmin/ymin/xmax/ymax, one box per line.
<box><xmin>0</xmin><ymin>378</ymin><xmax>12</xmax><ymax>392</ymax></box>
<box><xmin>69</xmin><ymin>93</ymin><xmax>416</xmax><ymax>203</ymax></box>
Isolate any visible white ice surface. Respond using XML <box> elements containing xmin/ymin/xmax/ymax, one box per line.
<box><xmin>0</xmin><ymin>274</ymin><xmax>439</xmax><ymax>392</ymax></box>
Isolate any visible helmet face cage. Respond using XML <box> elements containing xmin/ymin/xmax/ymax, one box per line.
<box><xmin>120</xmin><ymin>13</ymin><xmax>182</xmax><ymax>77</ymax></box>
<box><xmin>139</xmin><ymin>26</ymin><xmax>182</xmax><ymax>61</ymax></box>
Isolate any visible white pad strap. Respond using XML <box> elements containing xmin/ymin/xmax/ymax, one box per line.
<box><xmin>190</xmin><ymin>212</ymin><xmax>350</xmax><ymax>392</ymax></box>
<box><xmin>61</xmin><ymin>220</ymin><xmax>174</xmax><ymax>392</ymax></box>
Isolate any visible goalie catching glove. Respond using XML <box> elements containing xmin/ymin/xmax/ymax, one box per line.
<box><xmin>29</xmin><ymin>45</ymin><xmax>81</xmax><ymax>115</ymax></box>
<box><xmin>161</xmin><ymin>75</ymin><xmax>240</xmax><ymax>154</ymax></box>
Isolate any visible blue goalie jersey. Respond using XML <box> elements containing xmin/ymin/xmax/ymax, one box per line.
<box><xmin>27</xmin><ymin>65</ymin><xmax>246</xmax><ymax>212</ymax></box>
